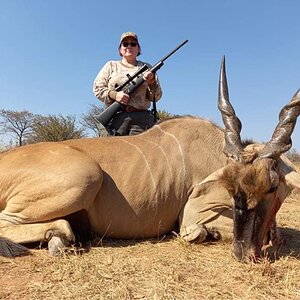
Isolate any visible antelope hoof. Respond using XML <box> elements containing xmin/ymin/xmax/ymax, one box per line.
<box><xmin>207</xmin><ymin>227</ymin><xmax>222</xmax><ymax>241</ymax></box>
<box><xmin>46</xmin><ymin>230</ymin><xmax>71</xmax><ymax>256</ymax></box>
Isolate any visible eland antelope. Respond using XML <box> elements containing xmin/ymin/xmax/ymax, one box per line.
<box><xmin>0</xmin><ymin>57</ymin><xmax>299</xmax><ymax>261</ymax></box>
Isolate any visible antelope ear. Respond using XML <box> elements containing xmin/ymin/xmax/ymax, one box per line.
<box><xmin>196</xmin><ymin>164</ymin><xmax>240</xmax><ymax>197</ymax></box>
<box><xmin>285</xmin><ymin>171</ymin><xmax>300</xmax><ymax>189</ymax></box>
<box><xmin>278</xmin><ymin>155</ymin><xmax>300</xmax><ymax>189</ymax></box>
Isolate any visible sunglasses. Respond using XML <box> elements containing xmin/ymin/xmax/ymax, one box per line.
<box><xmin>121</xmin><ymin>42</ymin><xmax>138</xmax><ymax>47</ymax></box>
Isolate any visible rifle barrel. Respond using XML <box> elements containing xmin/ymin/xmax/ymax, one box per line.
<box><xmin>160</xmin><ymin>40</ymin><xmax>188</xmax><ymax>62</ymax></box>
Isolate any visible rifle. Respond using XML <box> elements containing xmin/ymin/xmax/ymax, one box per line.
<box><xmin>95</xmin><ymin>39</ymin><xmax>188</xmax><ymax>127</ymax></box>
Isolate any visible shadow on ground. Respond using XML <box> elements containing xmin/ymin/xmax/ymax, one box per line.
<box><xmin>266</xmin><ymin>227</ymin><xmax>300</xmax><ymax>260</ymax></box>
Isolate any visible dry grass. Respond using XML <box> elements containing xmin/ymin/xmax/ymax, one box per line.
<box><xmin>1</xmin><ymin>192</ymin><xmax>300</xmax><ymax>299</ymax></box>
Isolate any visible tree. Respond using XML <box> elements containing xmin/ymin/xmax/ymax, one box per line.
<box><xmin>81</xmin><ymin>104</ymin><xmax>106</xmax><ymax>137</ymax></box>
<box><xmin>0</xmin><ymin>109</ymin><xmax>36</xmax><ymax>146</ymax></box>
<box><xmin>0</xmin><ymin>139</ymin><xmax>5</xmax><ymax>151</ymax></box>
<box><xmin>27</xmin><ymin>114</ymin><xmax>85</xmax><ymax>143</ymax></box>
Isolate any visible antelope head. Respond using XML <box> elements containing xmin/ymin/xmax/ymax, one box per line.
<box><xmin>218</xmin><ymin>57</ymin><xmax>300</xmax><ymax>262</ymax></box>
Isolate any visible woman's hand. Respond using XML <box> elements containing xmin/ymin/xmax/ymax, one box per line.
<box><xmin>115</xmin><ymin>91</ymin><xmax>130</xmax><ymax>105</ymax></box>
<box><xmin>143</xmin><ymin>71</ymin><xmax>155</xmax><ymax>85</ymax></box>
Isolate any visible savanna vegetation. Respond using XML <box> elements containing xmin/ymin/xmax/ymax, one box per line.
<box><xmin>0</xmin><ymin>107</ymin><xmax>174</xmax><ymax>148</ymax></box>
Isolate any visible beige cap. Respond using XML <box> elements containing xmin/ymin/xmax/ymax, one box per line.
<box><xmin>119</xmin><ymin>31</ymin><xmax>139</xmax><ymax>43</ymax></box>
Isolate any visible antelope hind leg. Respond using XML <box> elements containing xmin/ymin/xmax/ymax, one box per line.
<box><xmin>0</xmin><ymin>216</ymin><xmax>75</xmax><ymax>257</ymax></box>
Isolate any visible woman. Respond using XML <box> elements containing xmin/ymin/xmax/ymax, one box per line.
<box><xmin>93</xmin><ymin>32</ymin><xmax>163</xmax><ymax>136</ymax></box>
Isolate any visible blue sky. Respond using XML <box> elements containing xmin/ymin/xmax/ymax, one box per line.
<box><xmin>1</xmin><ymin>1</ymin><xmax>300</xmax><ymax>151</ymax></box>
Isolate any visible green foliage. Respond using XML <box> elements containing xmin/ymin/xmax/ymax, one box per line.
<box><xmin>157</xmin><ymin>109</ymin><xmax>174</xmax><ymax>120</ymax></box>
<box><xmin>28</xmin><ymin>115</ymin><xmax>85</xmax><ymax>143</ymax></box>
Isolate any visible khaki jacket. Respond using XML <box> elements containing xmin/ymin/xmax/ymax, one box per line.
<box><xmin>93</xmin><ymin>60</ymin><xmax>162</xmax><ymax>110</ymax></box>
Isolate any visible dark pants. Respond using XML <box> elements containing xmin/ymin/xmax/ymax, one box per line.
<box><xmin>107</xmin><ymin>111</ymin><xmax>156</xmax><ymax>136</ymax></box>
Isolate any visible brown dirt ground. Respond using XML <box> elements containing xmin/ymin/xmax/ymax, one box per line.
<box><xmin>1</xmin><ymin>190</ymin><xmax>300</xmax><ymax>300</ymax></box>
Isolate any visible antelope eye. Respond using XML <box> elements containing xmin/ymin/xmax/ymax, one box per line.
<box><xmin>234</xmin><ymin>191</ymin><xmax>248</xmax><ymax>211</ymax></box>
<box><xmin>267</xmin><ymin>186</ymin><xmax>278</xmax><ymax>194</ymax></box>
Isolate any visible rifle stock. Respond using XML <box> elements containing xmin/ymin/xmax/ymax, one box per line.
<box><xmin>96</xmin><ymin>102</ymin><xmax>123</xmax><ymax>126</ymax></box>
<box><xmin>96</xmin><ymin>39</ymin><xmax>188</xmax><ymax>127</ymax></box>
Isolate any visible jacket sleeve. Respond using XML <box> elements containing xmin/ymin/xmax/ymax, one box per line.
<box><xmin>93</xmin><ymin>61</ymin><xmax>115</xmax><ymax>105</ymax></box>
